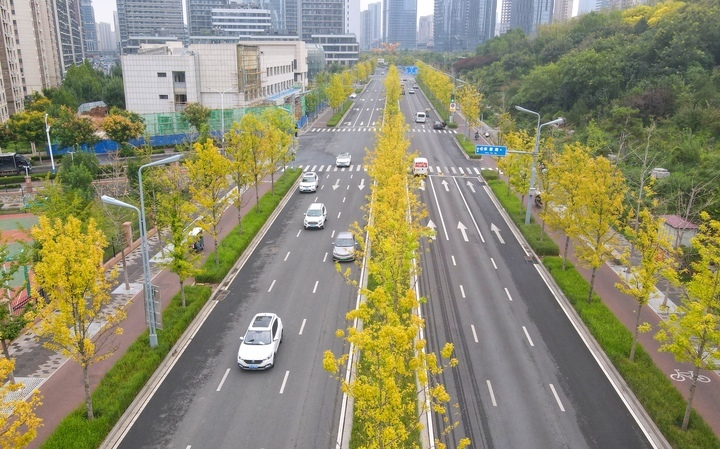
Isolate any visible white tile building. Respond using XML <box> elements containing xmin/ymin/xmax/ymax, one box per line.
<box><xmin>122</xmin><ymin>41</ymin><xmax>308</xmax><ymax>114</ymax></box>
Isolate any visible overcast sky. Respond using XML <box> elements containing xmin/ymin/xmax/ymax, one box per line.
<box><xmin>90</xmin><ymin>0</ymin><xmax>435</xmax><ymax>31</ymax></box>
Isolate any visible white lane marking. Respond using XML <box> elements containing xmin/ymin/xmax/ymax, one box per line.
<box><xmin>343</xmin><ymin>197</ymin><xmax>346</xmax><ymax>203</ymax></box>
<box><xmin>491</xmin><ymin>258</ymin><xmax>497</xmax><ymax>269</ymax></box>
<box><xmin>279</xmin><ymin>371</ymin><xmax>290</xmax><ymax>394</ymax></box>
<box><xmin>323</xmin><ymin>252</ymin><xmax>328</xmax><ymax>262</ymax></box>
<box><xmin>505</xmin><ymin>287</ymin><xmax>513</xmax><ymax>301</ymax></box>
<box><xmin>451</xmin><ymin>255</ymin><xmax>456</xmax><ymax>266</ymax></box>
<box><xmin>268</xmin><ymin>280</ymin><xmax>276</xmax><ymax>292</ymax></box>
<box><xmin>452</xmin><ymin>177</ymin><xmax>485</xmax><ymax>243</ymax></box>
<box><xmin>337</xmin><ymin>211</ymin><xmax>342</xmax><ymax>218</ymax></box>
<box><xmin>299</xmin><ymin>319</ymin><xmax>307</xmax><ymax>335</ymax></box>
<box><xmin>549</xmin><ymin>384</ymin><xmax>566</xmax><ymax>411</ymax></box>
<box><xmin>522</xmin><ymin>326</ymin><xmax>535</xmax><ymax>347</ymax></box>
<box><xmin>471</xmin><ymin>325</ymin><xmax>478</xmax><ymax>342</ymax></box>
<box><xmin>284</xmin><ymin>252</ymin><xmax>290</xmax><ymax>261</ymax></box>
<box><xmin>313</xmin><ymin>280</ymin><xmax>319</xmax><ymax>293</ymax></box>
<box><xmin>487</xmin><ymin>380</ymin><xmax>497</xmax><ymax>406</ymax></box>
<box><xmin>428</xmin><ymin>177</ymin><xmax>449</xmax><ymax>240</ymax></box>
<box><xmin>296</xmin><ymin>230</ymin><xmax>301</xmax><ymax>237</ymax></box>
<box><xmin>216</xmin><ymin>368</ymin><xmax>230</xmax><ymax>391</ymax></box>
<box><xmin>460</xmin><ymin>285</ymin><xmax>466</xmax><ymax>298</ymax></box>
<box><xmin>331</xmin><ymin>230</ymin><xmax>336</xmax><ymax>238</ymax></box>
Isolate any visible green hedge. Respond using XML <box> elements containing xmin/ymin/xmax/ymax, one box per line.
<box><xmin>327</xmin><ymin>100</ymin><xmax>353</xmax><ymax>127</ymax></box>
<box><xmin>40</xmin><ymin>285</ymin><xmax>212</xmax><ymax>449</ymax></box>
<box><xmin>456</xmin><ymin>134</ymin><xmax>481</xmax><ymax>159</ymax></box>
<box><xmin>487</xmin><ymin>176</ymin><xmax>720</xmax><ymax>449</ymax></box>
<box><xmin>196</xmin><ymin>169</ymin><xmax>301</xmax><ymax>283</ymax></box>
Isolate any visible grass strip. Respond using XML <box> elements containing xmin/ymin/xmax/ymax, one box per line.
<box><xmin>486</xmin><ymin>173</ymin><xmax>720</xmax><ymax>449</ymax></box>
<box><xmin>39</xmin><ymin>169</ymin><xmax>300</xmax><ymax>448</ymax></box>
<box><xmin>327</xmin><ymin>101</ymin><xmax>353</xmax><ymax>127</ymax></box>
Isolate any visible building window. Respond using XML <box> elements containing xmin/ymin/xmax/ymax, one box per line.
<box><xmin>158</xmin><ymin>72</ymin><xmax>167</xmax><ymax>77</ymax></box>
<box><xmin>159</xmin><ymin>95</ymin><xmax>168</xmax><ymax>99</ymax></box>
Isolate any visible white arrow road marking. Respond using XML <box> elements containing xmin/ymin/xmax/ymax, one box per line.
<box><xmin>427</xmin><ymin>220</ymin><xmax>437</xmax><ymax>240</ymax></box>
<box><xmin>332</xmin><ymin>179</ymin><xmax>340</xmax><ymax>190</ymax></box>
<box><xmin>466</xmin><ymin>180</ymin><xmax>476</xmax><ymax>193</ymax></box>
<box><xmin>441</xmin><ymin>180</ymin><xmax>449</xmax><ymax>191</ymax></box>
<box><xmin>359</xmin><ymin>178</ymin><xmax>366</xmax><ymax>190</ymax></box>
<box><xmin>457</xmin><ymin>222</ymin><xmax>469</xmax><ymax>242</ymax></box>
<box><xmin>429</xmin><ymin>177</ymin><xmax>450</xmax><ymax>240</ymax></box>
<box><xmin>490</xmin><ymin>223</ymin><xmax>505</xmax><ymax>244</ymax></box>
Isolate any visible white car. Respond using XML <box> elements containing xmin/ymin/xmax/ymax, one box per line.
<box><xmin>237</xmin><ymin>313</ymin><xmax>283</xmax><ymax>370</ymax></box>
<box><xmin>299</xmin><ymin>172</ymin><xmax>319</xmax><ymax>192</ymax></box>
<box><xmin>336</xmin><ymin>152</ymin><xmax>352</xmax><ymax>167</ymax></box>
<box><xmin>349</xmin><ymin>93</ymin><xmax>357</xmax><ymax>99</ymax></box>
<box><xmin>408</xmin><ymin>89</ymin><xmax>415</xmax><ymax>94</ymax></box>
<box><xmin>304</xmin><ymin>202</ymin><xmax>327</xmax><ymax>229</ymax></box>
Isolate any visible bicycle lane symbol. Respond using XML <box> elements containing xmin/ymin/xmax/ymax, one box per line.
<box><xmin>669</xmin><ymin>369</ymin><xmax>711</xmax><ymax>383</ymax></box>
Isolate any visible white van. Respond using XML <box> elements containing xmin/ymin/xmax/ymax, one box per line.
<box><xmin>413</xmin><ymin>157</ymin><xmax>429</xmax><ymax>176</ymax></box>
<box><xmin>415</xmin><ymin>112</ymin><xmax>427</xmax><ymax>123</ymax></box>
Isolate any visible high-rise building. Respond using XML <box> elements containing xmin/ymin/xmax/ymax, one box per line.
<box><xmin>117</xmin><ymin>0</ymin><xmax>185</xmax><ymax>53</ymax></box>
<box><xmin>98</xmin><ymin>22</ymin><xmax>117</xmax><ymax>51</ymax></box>
<box><xmin>384</xmin><ymin>0</ymin><xmax>417</xmax><ymax>49</ymax></box>
<box><xmin>0</xmin><ymin>0</ymin><xmax>23</xmax><ymax>119</ymax></box>
<box><xmin>509</xmin><ymin>0</ymin><xmax>554</xmax><ymax>36</ymax></box>
<box><xmin>300</xmin><ymin>0</ymin><xmax>345</xmax><ymax>41</ymax></box>
<box><xmin>346</xmin><ymin>0</ymin><xmax>360</xmax><ymax>37</ymax></box>
<box><xmin>417</xmin><ymin>15</ymin><xmax>433</xmax><ymax>46</ymax></box>
<box><xmin>434</xmin><ymin>0</ymin><xmax>496</xmax><ymax>51</ymax></box>
<box><xmin>360</xmin><ymin>2</ymin><xmax>381</xmax><ymax>50</ymax></box>
<box><xmin>53</xmin><ymin>0</ymin><xmax>85</xmax><ymax>71</ymax></box>
<box><xmin>80</xmin><ymin>0</ymin><xmax>98</xmax><ymax>53</ymax></box>
<box><xmin>553</xmin><ymin>0</ymin><xmax>573</xmax><ymax>22</ymax></box>
<box><xmin>497</xmin><ymin>0</ymin><xmax>512</xmax><ymax>35</ymax></box>
<box><xmin>187</xmin><ymin>0</ymin><xmax>227</xmax><ymax>36</ymax></box>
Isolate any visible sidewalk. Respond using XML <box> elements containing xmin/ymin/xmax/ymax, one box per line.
<box><xmin>462</xmin><ymin>123</ymin><xmax>720</xmax><ymax>437</ymax></box>
<box><xmin>4</xmin><ymin>178</ymin><xmax>275</xmax><ymax>449</ymax></box>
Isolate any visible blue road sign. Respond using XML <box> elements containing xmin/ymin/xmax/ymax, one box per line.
<box><xmin>475</xmin><ymin>145</ymin><xmax>507</xmax><ymax>156</ymax></box>
<box><xmin>405</xmin><ymin>66</ymin><xmax>418</xmax><ymax>75</ymax></box>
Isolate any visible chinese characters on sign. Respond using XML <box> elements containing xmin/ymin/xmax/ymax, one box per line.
<box><xmin>475</xmin><ymin>145</ymin><xmax>508</xmax><ymax>156</ymax></box>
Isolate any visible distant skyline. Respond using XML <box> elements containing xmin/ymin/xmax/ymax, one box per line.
<box><xmin>91</xmin><ymin>0</ymin><xmax>435</xmax><ymax>32</ymax></box>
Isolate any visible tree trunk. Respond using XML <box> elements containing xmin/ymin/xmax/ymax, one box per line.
<box><xmin>562</xmin><ymin>236</ymin><xmax>570</xmax><ymax>271</ymax></box>
<box><xmin>213</xmin><ymin>225</ymin><xmax>219</xmax><ymax>267</ymax></box>
<box><xmin>630</xmin><ymin>303</ymin><xmax>643</xmax><ymax>362</ymax></box>
<box><xmin>255</xmin><ymin>179</ymin><xmax>260</xmax><ymax>211</ymax></box>
<box><xmin>682</xmin><ymin>368</ymin><xmax>700</xmax><ymax>430</ymax></box>
<box><xmin>1</xmin><ymin>339</ymin><xmax>15</xmax><ymax>384</ymax></box>
<box><xmin>84</xmin><ymin>365</ymin><xmax>94</xmax><ymax>420</ymax></box>
<box><xmin>180</xmin><ymin>279</ymin><xmax>186</xmax><ymax>308</ymax></box>
<box><xmin>588</xmin><ymin>267</ymin><xmax>597</xmax><ymax>303</ymax></box>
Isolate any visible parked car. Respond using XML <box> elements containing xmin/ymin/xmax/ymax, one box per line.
<box><xmin>188</xmin><ymin>227</ymin><xmax>204</xmax><ymax>252</ymax></box>
<box><xmin>304</xmin><ymin>202</ymin><xmax>327</xmax><ymax>229</ymax></box>
<box><xmin>237</xmin><ymin>313</ymin><xmax>283</xmax><ymax>370</ymax></box>
<box><xmin>336</xmin><ymin>152</ymin><xmax>352</xmax><ymax>167</ymax></box>
<box><xmin>332</xmin><ymin>231</ymin><xmax>358</xmax><ymax>261</ymax></box>
<box><xmin>349</xmin><ymin>93</ymin><xmax>357</xmax><ymax>99</ymax></box>
<box><xmin>433</xmin><ymin>121</ymin><xmax>446</xmax><ymax>130</ymax></box>
<box><xmin>298</xmin><ymin>172</ymin><xmax>319</xmax><ymax>192</ymax></box>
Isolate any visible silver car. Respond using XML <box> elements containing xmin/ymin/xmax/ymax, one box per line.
<box><xmin>336</xmin><ymin>152</ymin><xmax>352</xmax><ymax>167</ymax></box>
<box><xmin>332</xmin><ymin>231</ymin><xmax>357</xmax><ymax>261</ymax></box>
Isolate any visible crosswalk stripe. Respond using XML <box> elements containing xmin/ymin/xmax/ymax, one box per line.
<box><xmin>459</xmin><ymin>167</ymin><xmax>465</xmax><ymax>174</ymax></box>
<box><xmin>451</xmin><ymin>167</ymin><xmax>457</xmax><ymax>174</ymax></box>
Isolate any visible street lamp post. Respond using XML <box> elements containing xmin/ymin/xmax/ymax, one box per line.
<box><xmin>208</xmin><ymin>88</ymin><xmax>233</xmax><ymax>146</ymax></box>
<box><xmin>102</xmin><ymin>154</ymin><xmax>183</xmax><ymax>348</ymax></box>
<box><xmin>44</xmin><ymin>114</ymin><xmax>56</xmax><ymax>174</ymax></box>
<box><xmin>514</xmin><ymin>105</ymin><xmax>565</xmax><ymax>225</ymax></box>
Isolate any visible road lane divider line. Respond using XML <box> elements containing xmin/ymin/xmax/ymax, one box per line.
<box><xmin>451</xmin><ymin>255</ymin><xmax>456</xmax><ymax>266</ymax></box>
<box><xmin>460</xmin><ymin>285</ymin><xmax>466</xmax><ymax>298</ymax></box>
<box><xmin>486</xmin><ymin>380</ymin><xmax>497</xmax><ymax>406</ymax></box>
<box><xmin>428</xmin><ymin>177</ymin><xmax>450</xmax><ymax>240</ymax></box>
<box><xmin>284</xmin><ymin>252</ymin><xmax>290</xmax><ymax>261</ymax></box>
<box><xmin>522</xmin><ymin>326</ymin><xmax>535</xmax><ymax>347</ymax></box>
<box><xmin>299</xmin><ymin>319</ymin><xmax>306</xmax><ymax>335</ymax></box>
<box><xmin>216</xmin><ymin>369</ymin><xmax>230</xmax><ymax>391</ymax></box>
<box><xmin>268</xmin><ymin>280</ymin><xmax>276</xmax><ymax>292</ymax></box>
<box><xmin>471</xmin><ymin>325</ymin><xmax>478</xmax><ymax>343</ymax></box>
<box><xmin>504</xmin><ymin>287</ymin><xmax>513</xmax><ymax>301</ymax></box>
<box><xmin>279</xmin><ymin>371</ymin><xmax>290</xmax><ymax>394</ymax></box>
<box><xmin>549</xmin><ymin>384</ymin><xmax>565</xmax><ymax>411</ymax></box>
<box><xmin>452</xmin><ymin>177</ymin><xmax>485</xmax><ymax>243</ymax></box>
<box><xmin>296</xmin><ymin>230</ymin><xmax>301</xmax><ymax>237</ymax></box>
<box><xmin>313</xmin><ymin>280</ymin><xmax>319</xmax><ymax>293</ymax></box>
<box><xmin>490</xmin><ymin>258</ymin><xmax>497</xmax><ymax>269</ymax></box>
<box><xmin>323</xmin><ymin>252</ymin><xmax>328</xmax><ymax>262</ymax></box>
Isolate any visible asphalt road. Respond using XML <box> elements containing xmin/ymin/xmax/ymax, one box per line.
<box><xmin>116</xmin><ymin>78</ymin><xmax>385</xmax><ymax>449</ymax></box>
<box><xmin>404</xmin><ymin>84</ymin><xmax>654</xmax><ymax>448</ymax></box>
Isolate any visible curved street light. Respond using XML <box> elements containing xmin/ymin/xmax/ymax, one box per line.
<box><xmin>514</xmin><ymin>106</ymin><xmax>565</xmax><ymax>225</ymax></box>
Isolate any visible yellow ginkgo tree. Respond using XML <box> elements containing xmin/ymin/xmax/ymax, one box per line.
<box><xmin>31</xmin><ymin>215</ymin><xmax>125</xmax><ymax>420</ymax></box>
<box><xmin>0</xmin><ymin>358</ymin><xmax>42</xmax><ymax>448</ymax></box>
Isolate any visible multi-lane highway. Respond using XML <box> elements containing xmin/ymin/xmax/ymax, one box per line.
<box><xmin>112</xmin><ymin>70</ymin><xmax>658</xmax><ymax>449</ymax></box>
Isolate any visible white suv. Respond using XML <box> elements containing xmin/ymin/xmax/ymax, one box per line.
<box><xmin>304</xmin><ymin>202</ymin><xmax>327</xmax><ymax>229</ymax></box>
<box><xmin>299</xmin><ymin>172</ymin><xmax>319</xmax><ymax>193</ymax></box>
<box><xmin>237</xmin><ymin>313</ymin><xmax>283</xmax><ymax>370</ymax></box>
